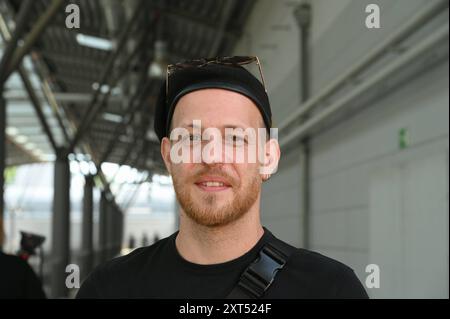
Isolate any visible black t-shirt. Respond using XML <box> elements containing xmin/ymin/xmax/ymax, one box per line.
<box><xmin>76</xmin><ymin>228</ymin><xmax>368</xmax><ymax>299</ymax></box>
<box><xmin>0</xmin><ymin>252</ymin><xmax>46</xmax><ymax>299</ymax></box>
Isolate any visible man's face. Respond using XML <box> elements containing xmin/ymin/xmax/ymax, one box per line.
<box><xmin>162</xmin><ymin>88</ymin><xmax>267</xmax><ymax>227</ymax></box>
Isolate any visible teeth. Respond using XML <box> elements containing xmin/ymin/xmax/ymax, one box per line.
<box><xmin>202</xmin><ymin>181</ymin><xmax>225</xmax><ymax>187</ymax></box>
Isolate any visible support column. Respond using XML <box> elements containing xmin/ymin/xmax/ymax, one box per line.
<box><xmin>112</xmin><ymin>203</ymin><xmax>119</xmax><ymax>257</ymax></box>
<box><xmin>98</xmin><ymin>190</ymin><xmax>108</xmax><ymax>264</ymax></box>
<box><xmin>80</xmin><ymin>175</ymin><xmax>94</xmax><ymax>279</ymax></box>
<box><xmin>50</xmin><ymin>148</ymin><xmax>70</xmax><ymax>298</ymax></box>
<box><xmin>106</xmin><ymin>197</ymin><xmax>115</xmax><ymax>259</ymax></box>
<box><xmin>117</xmin><ymin>207</ymin><xmax>124</xmax><ymax>255</ymax></box>
<box><xmin>294</xmin><ymin>2</ymin><xmax>311</xmax><ymax>249</ymax></box>
<box><xmin>0</xmin><ymin>97</ymin><xmax>5</xmax><ymax>251</ymax></box>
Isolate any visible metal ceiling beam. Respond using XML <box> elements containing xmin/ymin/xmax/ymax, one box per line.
<box><xmin>94</xmin><ymin>19</ymin><xmax>157</xmax><ymax>165</ymax></box>
<box><xmin>0</xmin><ymin>0</ymin><xmax>34</xmax><ymax>86</ymax></box>
<box><xmin>52</xmin><ymin>77</ymin><xmax>96</xmax><ymax>89</ymax></box>
<box><xmin>39</xmin><ymin>51</ymin><xmax>105</xmax><ymax>70</ymax></box>
<box><xmin>99</xmin><ymin>126</ymin><xmax>157</xmax><ymax>197</ymax></box>
<box><xmin>150</xmin><ymin>3</ymin><xmax>240</xmax><ymax>42</ymax></box>
<box><xmin>208</xmin><ymin>0</ymin><xmax>255</xmax><ymax>57</ymax></box>
<box><xmin>0</xmin><ymin>12</ymin><xmax>59</xmax><ymax>152</ymax></box>
<box><xmin>54</xmin><ymin>93</ymin><xmax>122</xmax><ymax>104</ymax></box>
<box><xmin>208</xmin><ymin>0</ymin><xmax>236</xmax><ymax>57</ymax></box>
<box><xmin>98</xmin><ymin>80</ymin><xmax>153</xmax><ymax>164</ymax></box>
<box><xmin>67</xmin><ymin>0</ymin><xmax>144</xmax><ymax>153</ymax></box>
<box><xmin>1</xmin><ymin>0</ymin><xmax>64</xmax><ymax>83</ymax></box>
<box><xmin>18</xmin><ymin>66</ymin><xmax>59</xmax><ymax>151</ymax></box>
<box><xmin>54</xmin><ymin>70</ymin><xmax>99</xmax><ymax>83</ymax></box>
<box><xmin>3</xmin><ymin>90</ymin><xmax>122</xmax><ymax>103</ymax></box>
<box><xmin>41</xmin><ymin>80</ymin><xmax>70</xmax><ymax>144</ymax></box>
<box><xmin>1</xmin><ymin>4</ymin><xmax>129</xmax><ymax>251</ymax></box>
<box><xmin>4</xmin><ymin>133</ymin><xmax>41</xmax><ymax>163</ymax></box>
<box><xmin>10</xmin><ymin>126</ymin><xmax>47</xmax><ymax>133</ymax></box>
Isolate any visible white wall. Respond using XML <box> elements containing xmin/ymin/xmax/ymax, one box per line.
<box><xmin>309</xmin><ymin>60</ymin><xmax>448</xmax><ymax>298</ymax></box>
<box><xmin>233</xmin><ymin>0</ymin><xmax>449</xmax><ymax>298</ymax></box>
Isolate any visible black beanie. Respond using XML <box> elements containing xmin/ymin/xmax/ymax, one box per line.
<box><xmin>153</xmin><ymin>63</ymin><xmax>272</xmax><ymax>142</ymax></box>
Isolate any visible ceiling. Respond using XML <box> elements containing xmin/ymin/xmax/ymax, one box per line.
<box><xmin>1</xmin><ymin>0</ymin><xmax>256</xmax><ymax>176</ymax></box>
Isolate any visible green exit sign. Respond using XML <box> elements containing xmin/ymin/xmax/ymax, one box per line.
<box><xmin>399</xmin><ymin>128</ymin><xmax>409</xmax><ymax>149</ymax></box>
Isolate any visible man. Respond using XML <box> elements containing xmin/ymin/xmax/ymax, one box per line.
<box><xmin>0</xmin><ymin>221</ymin><xmax>46</xmax><ymax>299</ymax></box>
<box><xmin>0</xmin><ymin>251</ymin><xmax>47</xmax><ymax>299</ymax></box>
<box><xmin>77</xmin><ymin>56</ymin><xmax>368</xmax><ymax>299</ymax></box>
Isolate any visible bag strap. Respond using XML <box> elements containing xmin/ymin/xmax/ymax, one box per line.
<box><xmin>226</xmin><ymin>236</ymin><xmax>296</xmax><ymax>299</ymax></box>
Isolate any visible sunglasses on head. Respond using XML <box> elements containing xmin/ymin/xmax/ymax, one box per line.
<box><xmin>166</xmin><ymin>55</ymin><xmax>267</xmax><ymax>101</ymax></box>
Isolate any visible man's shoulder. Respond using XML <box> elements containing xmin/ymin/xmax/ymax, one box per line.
<box><xmin>266</xmin><ymin>234</ymin><xmax>368</xmax><ymax>298</ymax></box>
<box><xmin>290</xmin><ymin>248</ymin><xmax>368</xmax><ymax>298</ymax></box>
<box><xmin>0</xmin><ymin>252</ymin><xmax>29</xmax><ymax>272</ymax></box>
<box><xmin>292</xmin><ymin>247</ymin><xmax>354</xmax><ymax>274</ymax></box>
<box><xmin>267</xmin><ymin>233</ymin><xmax>354</xmax><ymax>275</ymax></box>
<box><xmin>94</xmin><ymin>235</ymin><xmax>173</xmax><ymax>276</ymax></box>
<box><xmin>77</xmin><ymin>234</ymin><xmax>175</xmax><ymax>298</ymax></box>
<box><xmin>0</xmin><ymin>251</ymin><xmax>24</xmax><ymax>263</ymax></box>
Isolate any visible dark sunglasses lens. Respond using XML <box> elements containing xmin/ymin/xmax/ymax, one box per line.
<box><xmin>175</xmin><ymin>61</ymin><xmax>201</xmax><ymax>69</ymax></box>
<box><xmin>220</xmin><ymin>56</ymin><xmax>255</xmax><ymax>65</ymax></box>
<box><xmin>171</xmin><ymin>56</ymin><xmax>256</xmax><ymax>73</ymax></box>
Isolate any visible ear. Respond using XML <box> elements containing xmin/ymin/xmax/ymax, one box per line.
<box><xmin>260</xmin><ymin>138</ymin><xmax>281</xmax><ymax>175</ymax></box>
<box><xmin>161</xmin><ymin>137</ymin><xmax>172</xmax><ymax>175</ymax></box>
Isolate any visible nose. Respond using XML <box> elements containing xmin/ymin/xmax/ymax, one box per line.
<box><xmin>203</xmin><ymin>137</ymin><xmax>223</xmax><ymax>165</ymax></box>
<box><xmin>199</xmin><ymin>131</ymin><xmax>231</xmax><ymax>165</ymax></box>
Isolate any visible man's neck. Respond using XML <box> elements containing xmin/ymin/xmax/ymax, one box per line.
<box><xmin>175</xmin><ymin>210</ymin><xmax>264</xmax><ymax>265</ymax></box>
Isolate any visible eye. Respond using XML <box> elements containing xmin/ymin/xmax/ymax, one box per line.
<box><xmin>189</xmin><ymin>134</ymin><xmax>202</xmax><ymax>141</ymax></box>
<box><xmin>226</xmin><ymin>134</ymin><xmax>246</xmax><ymax>144</ymax></box>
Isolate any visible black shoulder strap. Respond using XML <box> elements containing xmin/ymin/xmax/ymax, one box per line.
<box><xmin>226</xmin><ymin>236</ymin><xmax>296</xmax><ymax>299</ymax></box>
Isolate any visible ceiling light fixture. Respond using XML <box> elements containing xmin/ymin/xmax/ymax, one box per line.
<box><xmin>76</xmin><ymin>33</ymin><xmax>115</xmax><ymax>51</ymax></box>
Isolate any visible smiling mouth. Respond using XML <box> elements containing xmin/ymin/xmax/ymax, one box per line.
<box><xmin>194</xmin><ymin>181</ymin><xmax>232</xmax><ymax>192</ymax></box>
